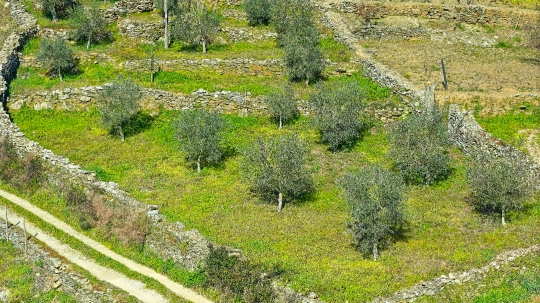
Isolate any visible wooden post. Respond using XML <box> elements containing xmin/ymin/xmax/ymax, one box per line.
<box><xmin>23</xmin><ymin>218</ymin><xmax>27</xmax><ymax>257</ymax></box>
<box><xmin>5</xmin><ymin>205</ymin><xmax>8</xmax><ymax>242</ymax></box>
<box><xmin>441</xmin><ymin>59</ymin><xmax>448</xmax><ymax>90</ymax></box>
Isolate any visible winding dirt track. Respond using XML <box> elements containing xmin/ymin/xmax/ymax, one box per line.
<box><xmin>0</xmin><ymin>188</ymin><xmax>213</xmax><ymax>303</ymax></box>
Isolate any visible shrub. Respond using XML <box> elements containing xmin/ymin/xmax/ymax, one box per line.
<box><xmin>243</xmin><ymin>0</ymin><xmax>271</xmax><ymax>26</ymax></box>
<box><xmin>466</xmin><ymin>151</ymin><xmax>536</xmax><ymax>226</ymax></box>
<box><xmin>0</xmin><ymin>136</ymin><xmax>45</xmax><ymax>192</ymax></box>
<box><xmin>339</xmin><ymin>164</ymin><xmax>407</xmax><ymax>260</ymax></box>
<box><xmin>203</xmin><ymin>245</ymin><xmax>276</xmax><ymax>302</ymax></box>
<box><xmin>310</xmin><ymin>80</ymin><xmax>367</xmax><ymax>152</ymax></box>
<box><xmin>388</xmin><ymin>102</ymin><xmax>451</xmax><ymax>185</ymax></box>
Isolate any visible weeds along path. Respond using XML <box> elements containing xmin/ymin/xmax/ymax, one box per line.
<box><xmin>0</xmin><ymin>188</ymin><xmax>214</xmax><ymax>303</ymax></box>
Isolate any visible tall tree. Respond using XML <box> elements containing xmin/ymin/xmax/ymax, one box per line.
<box><xmin>265</xmin><ymin>84</ymin><xmax>298</xmax><ymax>129</ymax></box>
<box><xmin>310</xmin><ymin>80</ymin><xmax>367</xmax><ymax>152</ymax></box>
<box><xmin>339</xmin><ymin>164</ymin><xmax>407</xmax><ymax>261</ymax></box>
<box><xmin>36</xmin><ymin>37</ymin><xmax>75</xmax><ymax>82</ymax></box>
<box><xmin>174</xmin><ymin>110</ymin><xmax>225</xmax><ymax>173</ymax></box>
<box><xmin>171</xmin><ymin>5</ymin><xmax>221</xmax><ymax>54</ymax></box>
<box><xmin>69</xmin><ymin>6</ymin><xmax>110</xmax><ymax>50</ymax></box>
<box><xmin>466</xmin><ymin>152</ymin><xmax>536</xmax><ymax>226</ymax></box>
<box><xmin>388</xmin><ymin>102</ymin><xmax>451</xmax><ymax>185</ymax></box>
<box><xmin>242</xmin><ymin>134</ymin><xmax>313</xmax><ymax>212</ymax></box>
<box><xmin>97</xmin><ymin>77</ymin><xmax>142</xmax><ymax>142</ymax></box>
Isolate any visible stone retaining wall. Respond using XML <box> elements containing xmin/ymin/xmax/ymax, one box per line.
<box><xmin>320</xmin><ymin>0</ymin><xmax>539</xmax><ymax>27</ymax></box>
<box><xmin>448</xmin><ymin>104</ymin><xmax>540</xmax><ymax>187</ymax></box>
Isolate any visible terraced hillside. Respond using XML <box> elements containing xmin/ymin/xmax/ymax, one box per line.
<box><xmin>2</xmin><ymin>0</ymin><xmax>540</xmax><ymax>302</ymax></box>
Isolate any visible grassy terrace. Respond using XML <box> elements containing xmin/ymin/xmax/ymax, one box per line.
<box><xmin>6</xmin><ymin>0</ymin><xmax>540</xmax><ymax>301</ymax></box>
<box><xmin>10</xmin><ymin>106</ymin><xmax>540</xmax><ymax>302</ymax></box>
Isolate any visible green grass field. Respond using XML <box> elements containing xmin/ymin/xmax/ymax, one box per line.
<box><xmin>10</xmin><ymin>106</ymin><xmax>540</xmax><ymax>302</ymax></box>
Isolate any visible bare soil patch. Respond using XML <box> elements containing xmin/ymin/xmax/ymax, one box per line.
<box><xmin>348</xmin><ymin>14</ymin><xmax>540</xmax><ymax>115</ymax></box>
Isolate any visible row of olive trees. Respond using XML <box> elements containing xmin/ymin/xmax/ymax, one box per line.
<box><xmin>91</xmin><ymin>76</ymin><xmax>536</xmax><ymax>260</ymax></box>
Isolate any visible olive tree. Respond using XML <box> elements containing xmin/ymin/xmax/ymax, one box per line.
<box><xmin>265</xmin><ymin>84</ymin><xmax>298</xmax><ymax>129</ymax></box>
<box><xmin>283</xmin><ymin>39</ymin><xmax>325</xmax><ymax>84</ymax></box>
<box><xmin>36</xmin><ymin>37</ymin><xmax>75</xmax><ymax>82</ymax></box>
<box><xmin>69</xmin><ymin>6</ymin><xmax>109</xmax><ymax>49</ymax></box>
<box><xmin>388</xmin><ymin>103</ymin><xmax>451</xmax><ymax>185</ymax></box>
<box><xmin>339</xmin><ymin>164</ymin><xmax>407</xmax><ymax>261</ymax></box>
<box><xmin>466</xmin><ymin>152</ymin><xmax>536</xmax><ymax>226</ymax></box>
<box><xmin>310</xmin><ymin>80</ymin><xmax>367</xmax><ymax>152</ymax></box>
<box><xmin>272</xmin><ymin>0</ymin><xmax>324</xmax><ymax>83</ymax></box>
<box><xmin>37</xmin><ymin>0</ymin><xmax>72</xmax><ymax>21</ymax></box>
<box><xmin>97</xmin><ymin>77</ymin><xmax>142</xmax><ymax>142</ymax></box>
<box><xmin>171</xmin><ymin>6</ymin><xmax>220</xmax><ymax>54</ymax></box>
<box><xmin>174</xmin><ymin>110</ymin><xmax>225</xmax><ymax>173</ymax></box>
<box><xmin>271</xmin><ymin>0</ymin><xmax>314</xmax><ymax>45</ymax></box>
<box><xmin>243</xmin><ymin>0</ymin><xmax>271</xmax><ymax>26</ymax></box>
<box><xmin>242</xmin><ymin>134</ymin><xmax>313</xmax><ymax>212</ymax></box>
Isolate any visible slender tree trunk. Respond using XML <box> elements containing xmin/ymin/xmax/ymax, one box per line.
<box><xmin>279</xmin><ymin>116</ymin><xmax>282</xmax><ymax>129</ymax></box>
<box><xmin>277</xmin><ymin>192</ymin><xmax>283</xmax><ymax>212</ymax></box>
<box><xmin>164</xmin><ymin>0</ymin><xmax>168</xmax><ymax>49</ymax></box>
<box><xmin>58</xmin><ymin>67</ymin><xmax>63</xmax><ymax>82</ymax></box>
<box><xmin>202</xmin><ymin>40</ymin><xmax>207</xmax><ymax>54</ymax></box>
<box><xmin>502</xmin><ymin>208</ymin><xmax>506</xmax><ymax>226</ymax></box>
<box><xmin>197</xmin><ymin>155</ymin><xmax>201</xmax><ymax>173</ymax></box>
<box><xmin>51</xmin><ymin>8</ymin><xmax>58</xmax><ymax>22</ymax></box>
<box><xmin>119</xmin><ymin>126</ymin><xmax>125</xmax><ymax>142</ymax></box>
<box><xmin>87</xmin><ymin>34</ymin><xmax>92</xmax><ymax>50</ymax></box>
<box><xmin>373</xmin><ymin>242</ymin><xmax>379</xmax><ymax>261</ymax></box>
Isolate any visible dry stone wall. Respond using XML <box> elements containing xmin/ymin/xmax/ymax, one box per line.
<box><xmin>320</xmin><ymin>0</ymin><xmax>539</xmax><ymax>27</ymax></box>
<box><xmin>373</xmin><ymin>244</ymin><xmax>540</xmax><ymax>302</ymax></box>
<box><xmin>448</xmin><ymin>104</ymin><xmax>540</xmax><ymax>187</ymax></box>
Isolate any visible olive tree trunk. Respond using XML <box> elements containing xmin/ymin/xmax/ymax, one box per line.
<box><xmin>502</xmin><ymin>208</ymin><xmax>506</xmax><ymax>226</ymax></box>
<box><xmin>197</xmin><ymin>155</ymin><xmax>201</xmax><ymax>173</ymax></box>
<box><xmin>278</xmin><ymin>192</ymin><xmax>283</xmax><ymax>212</ymax></box>
<box><xmin>373</xmin><ymin>242</ymin><xmax>379</xmax><ymax>261</ymax></box>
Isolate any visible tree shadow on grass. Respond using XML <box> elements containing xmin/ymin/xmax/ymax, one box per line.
<box><xmin>121</xmin><ymin>111</ymin><xmax>156</xmax><ymax>139</ymax></box>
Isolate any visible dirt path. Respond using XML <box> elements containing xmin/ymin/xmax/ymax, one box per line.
<box><xmin>0</xmin><ymin>189</ymin><xmax>213</xmax><ymax>303</ymax></box>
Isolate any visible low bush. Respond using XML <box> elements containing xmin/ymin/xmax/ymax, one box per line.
<box><xmin>203</xmin><ymin>245</ymin><xmax>276</xmax><ymax>303</ymax></box>
<box><xmin>0</xmin><ymin>136</ymin><xmax>45</xmax><ymax>192</ymax></box>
